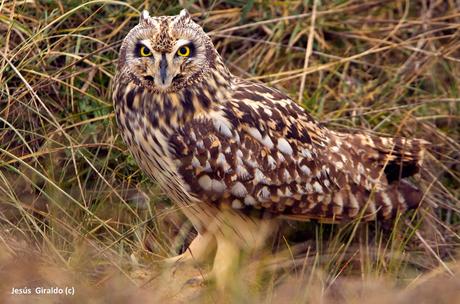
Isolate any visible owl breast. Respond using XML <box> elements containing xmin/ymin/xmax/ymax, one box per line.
<box><xmin>113</xmin><ymin>80</ymin><xmax>197</xmax><ymax>206</ymax></box>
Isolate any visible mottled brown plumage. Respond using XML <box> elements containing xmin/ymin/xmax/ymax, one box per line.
<box><xmin>113</xmin><ymin>9</ymin><xmax>428</xmax><ymax>287</ymax></box>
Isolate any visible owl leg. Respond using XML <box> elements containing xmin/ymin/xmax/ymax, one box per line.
<box><xmin>211</xmin><ymin>233</ymin><xmax>241</xmax><ymax>291</ymax></box>
<box><xmin>178</xmin><ymin>232</ymin><xmax>241</xmax><ymax>289</ymax></box>
<box><xmin>164</xmin><ymin>232</ymin><xmax>216</xmax><ymax>265</ymax></box>
<box><xmin>208</xmin><ymin>209</ymin><xmax>278</xmax><ymax>290</ymax></box>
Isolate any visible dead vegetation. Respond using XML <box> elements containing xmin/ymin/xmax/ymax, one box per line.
<box><xmin>0</xmin><ymin>0</ymin><xmax>459</xmax><ymax>303</ymax></box>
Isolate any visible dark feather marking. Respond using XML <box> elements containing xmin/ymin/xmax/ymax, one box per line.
<box><xmin>182</xmin><ymin>89</ymin><xmax>195</xmax><ymax>114</ymax></box>
<box><xmin>234</xmin><ymin>91</ymin><xmax>264</xmax><ymax>102</ymax></box>
<box><xmin>222</xmin><ymin>108</ymin><xmax>239</xmax><ymax>128</ymax></box>
<box><xmin>384</xmin><ymin>162</ymin><xmax>419</xmax><ymax>183</ymax></box>
<box><xmin>149</xmin><ymin>112</ymin><xmax>159</xmax><ymax>128</ymax></box>
<box><xmin>152</xmin><ymin>134</ymin><xmax>165</xmax><ymax>155</ymax></box>
<box><xmin>197</xmin><ymin>88</ymin><xmax>211</xmax><ymax>108</ymax></box>
<box><xmin>125</xmin><ymin>88</ymin><xmax>136</xmax><ymax>110</ymax></box>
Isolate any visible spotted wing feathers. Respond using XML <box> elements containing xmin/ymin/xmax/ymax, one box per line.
<box><xmin>168</xmin><ymin>80</ymin><xmax>427</xmax><ymax>222</ymax></box>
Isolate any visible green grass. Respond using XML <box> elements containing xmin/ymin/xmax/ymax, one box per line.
<box><xmin>0</xmin><ymin>0</ymin><xmax>459</xmax><ymax>303</ymax></box>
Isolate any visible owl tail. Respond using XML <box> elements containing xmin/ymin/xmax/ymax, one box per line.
<box><xmin>342</xmin><ymin>133</ymin><xmax>429</xmax><ymax>219</ymax></box>
<box><xmin>370</xmin><ymin>180</ymin><xmax>424</xmax><ymax>220</ymax></box>
<box><xmin>361</xmin><ymin>134</ymin><xmax>429</xmax><ymax>216</ymax></box>
<box><xmin>281</xmin><ymin>179</ymin><xmax>425</xmax><ymax>222</ymax></box>
<box><xmin>354</xmin><ymin>134</ymin><xmax>429</xmax><ymax>183</ymax></box>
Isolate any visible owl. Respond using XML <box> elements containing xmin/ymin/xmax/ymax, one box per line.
<box><xmin>113</xmin><ymin>9</ymin><xmax>428</xmax><ymax>288</ymax></box>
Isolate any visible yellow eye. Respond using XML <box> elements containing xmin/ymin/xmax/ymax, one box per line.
<box><xmin>140</xmin><ymin>45</ymin><xmax>152</xmax><ymax>57</ymax></box>
<box><xmin>177</xmin><ymin>45</ymin><xmax>191</xmax><ymax>57</ymax></box>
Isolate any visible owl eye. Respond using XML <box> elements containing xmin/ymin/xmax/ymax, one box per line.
<box><xmin>177</xmin><ymin>45</ymin><xmax>191</xmax><ymax>57</ymax></box>
<box><xmin>139</xmin><ymin>45</ymin><xmax>152</xmax><ymax>57</ymax></box>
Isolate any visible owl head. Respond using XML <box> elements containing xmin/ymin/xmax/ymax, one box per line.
<box><xmin>117</xmin><ymin>9</ymin><xmax>218</xmax><ymax>93</ymax></box>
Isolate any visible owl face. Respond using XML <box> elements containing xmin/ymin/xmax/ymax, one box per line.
<box><xmin>118</xmin><ymin>9</ymin><xmax>216</xmax><ymax>92</ymax></box>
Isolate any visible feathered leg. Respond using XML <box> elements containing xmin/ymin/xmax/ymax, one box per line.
<box><xmin>208</xmin><ymin>208</ymin><xmax>278</xmax><ymax>290</ymax></box>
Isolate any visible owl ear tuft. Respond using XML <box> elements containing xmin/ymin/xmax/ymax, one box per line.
<box><xmin>178</xmin><ymin>9</ymin><xmax>191</xmax><ymax>20</ymax></box>
<box><xmin>140</xmin><ymin>10</ymin><xmax>150</xmax><ymax>24</ymax></box>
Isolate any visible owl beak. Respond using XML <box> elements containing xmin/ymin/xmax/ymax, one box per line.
<box><xmin>152</xmin><ymin>53</ymin><xmax>177</xmax><ymax>90</ymax></box>
<box><xmin>159</xmin><ymin>53</ymin><xmax>168</xmax><ymax>85</ymax></box>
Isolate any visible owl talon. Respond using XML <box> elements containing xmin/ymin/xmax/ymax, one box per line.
<box><xmin>183</xmin><ymin>275</ymin><xmax>208</xmax><ymax>288</ymax></box>
<box><xmin>164</xmin><ymin>254</ymin><xmax>189</xmax><ymax>266</ymax></box>
<box><xmin>164</xmin><ymin>232</ymin><xmax>216</xmax><ymax>267</ymax></box>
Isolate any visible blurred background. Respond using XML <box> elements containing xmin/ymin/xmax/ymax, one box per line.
<box><xmin>0</xmin><ymin>0</ymin><xmax>459</xmax><ymax>303</ymax></box>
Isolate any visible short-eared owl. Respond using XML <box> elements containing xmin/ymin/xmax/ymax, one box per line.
<box><xmin>113</xmin><ymin>9</ymin><xmax>428</xmax><ymax>287</ymax></box>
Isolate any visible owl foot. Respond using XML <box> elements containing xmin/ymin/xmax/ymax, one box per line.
<box><xmin>164</xmin><ymin>232</ymin><xmax>216</xmax><ymax>266</ymax></box>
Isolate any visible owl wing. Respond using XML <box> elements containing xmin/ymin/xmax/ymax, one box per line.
<box><xmin>168</xmin><ymin>79</ymin><xmax>425</xmax><ymax>221</ymax></box>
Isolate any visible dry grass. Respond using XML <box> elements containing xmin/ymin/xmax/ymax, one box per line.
<box><xmin>0</xmin><ymin>0</ymin><xmax>459</xmax><ymax>303</ymax></box>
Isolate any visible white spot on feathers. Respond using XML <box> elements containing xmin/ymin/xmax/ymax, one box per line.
<box><xmin>232</xmin><ymin>199</ymin><xmax>244</xmax><ymax>209</ymax></box>
<box><xmin>236</xmin><ymin>165</ymin><xmax>251</xmax><ymax>180</ymax></box>
<box><xmin>213</xmin><ymin>119</ymin><xmax>233</xmax><ymax>137</ymax></box>
<box><xmin>396</xmin><ymin>191</ymin><xmax>405</xmax><ymax>206</ymax></box>
<box><xmin>282</xmin><ymin>169</ymin><xmax>290</xmax><ymax>181</ymax></box>
<box><xmin>330</xmin><ymin>146</ymin><xmax>340</xmax><ymax>152</ymax></box>
<box><xmin>246</xmin><ymin>127</ymin><xmax>274</xmax><ymax>149</ymax></box>
<box><xmin>196</xmin><ymin>140</ymin><xmax>204</xmax><ymax>149</ymax></box>
<box><xmin>231</xmin><ymin>182</ymin><xmax>247</xmax><ymax>197</ymax></box>
<box><xmin>216</xmin><ymin>153</ymin><xmax>226</xmax><ymax>166</ymax></box>
<box><xmin>367</xmin><ymin>201</ymin><xmax>377</xmax><ymax>215</ymax></box>
<box><xmin>380</xmin><ymin>192</ymin><xmax>392</xmax><ymax>210</ymax></box>
<box><xmin>277</xmin><ymin>152</ymin><xmax>285</xmax><ymax>162</ymax></box>
<box><xmin>333</xmin><ymin>192</ymin><xmax>343</xmax><ymax>207</ymax></box>
<box><xmin>322</xmin><ymin>194</ymin><xmax>331</xmax><ymax>206</ymax></box>
<box><xmin>313</xmin><ymin>181</ymin><xmax>323</xmax><ymax>193</ymax></box>
<box><xmin>234</xmin><ymin>132</ymin><xmax>241</xmax><ymax>143</ymax></box>
<box><xmin>198</xmin><ymin>175</ymin><xmax>226</xmax><ymax>193</ymax></box>
<box><xmin>254</xmin><ymin>168</ymin><xmax>269</xmax><ymax>184</ymax></box>
<box><xmin>335</xmin><ymin>161</ymin><xmax>344</xmax><ymax>170</ymax></box>
<box><xmin>348</xmin><ymin>192</ymin><xmax>359</xmax><ymax>216</ymax></box>
<box><xmin>257</xmin><ymin>186</ymin><xmax>271</xmax><ymax>201</ymax></box>
<box><xmin>357</xmin><ymin>163</ymin><xmax>365</xmax><ymax>174</ymax></box>
<box><xmin>203</xmin><ymin>161</ymin><xmax>212</xmax><ymax>172</ymax></box>
<box><xmin>261</xmin><ymin>135</ymin><xmax>274</xmax><ymax>149</ymax></box>
<box><xmin>236</xmin><ymin>156</ymin><xmax>243</xmax><ymax>166</ymax></box>
<box><xmin>247</xmin><ymin>127</ymin><xmax>263</xmax><ymax>142</ymax></box>
<box><xmin>284</xmin><ymin>187</ymin><xmax>293</xmax><ymax>197</ymax></box>
<box><xmin>267</xmin><ymin>155</ymin><xmax>276</xmax><ymax>170</ymax></box>
<box><xmin>301</xmin><ymin>148</ymin><xmax>313</xmax><ymax>159</ymax></box>
<box><xmin>277</xmin><ymin>138</ymin><xmax>293</xmax><ymax>155</ymax></box>
<box><xmin>189</xmin><ymin>131</ymin><xmax>196</xmax><ymax>142</ymax></box>
<box><xmin>191</xmin><ymin>157</ymin><xmax>200</xmax><ymax>168</ymax></box>
<box><xmin>276</xmin><ymin>189</ymin><xmax>284</xmax><ymax>197</ymax></box>
<box><xmin>244</xmin><ymin>196</ymin><xmax>257</xmax><ymax>206</ymax></box>
<box><xmin>300</xmin><ymin>165</ymin><xmax>311</xmax><ymax>175</ymax></box>
<box><xmin>354</xmin><ymin>174</ymin><xmax>361</xmax><ymax>184</ymax></box>
<box><xmin>244</xmin><ymin>158</ymin><xmax>258</xmax><ymax>168</ymax></box>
